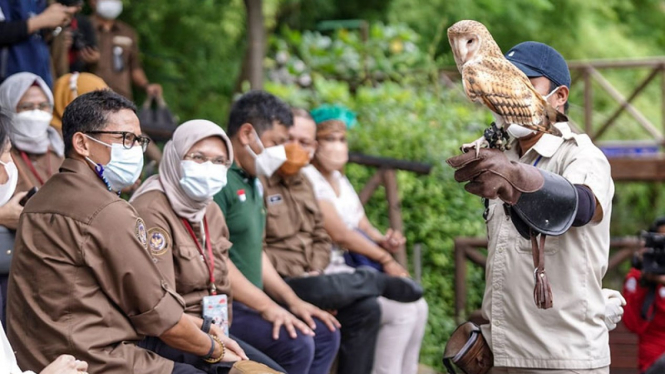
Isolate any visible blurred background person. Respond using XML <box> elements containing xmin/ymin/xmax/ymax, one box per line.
<box><xmin>51</xmin><ymin>72</ymin><xmax>108</xmax><ymax>133</ymax></box>
<box><xmin>86</xmin><ymin>0</ymin><xmax>161</xmax><ymax>100</ymax></box>
<box><xmin>0</xmin><ymin>1</ymin><xmax>79</xmax><ymax>87</ymax></box>
<box><xmin>303</xmin><ymin>106</ymin><xmax>428</xmax><ymax>374</ymax></box>
<box><xmin>623</xmin><ymin>217</ymin><xmax>665</xmax><ymax>374</ymax></box>
<box><xmin>0</xmin><ymin>72</ymin><xmax>64</xmax><ymax>194</ymax></box>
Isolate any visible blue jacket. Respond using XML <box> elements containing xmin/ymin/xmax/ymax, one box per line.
<box><xmin>0</xmin><ymin>0</ymin><xmax>52</xmax><ymax>87</ymax></box>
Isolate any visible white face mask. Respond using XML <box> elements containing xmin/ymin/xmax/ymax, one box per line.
<box><xmin>179</xmin><ymin>160</ymin><xmax>228</xmax><ymax>201</ymax></box>
<box><xmin>245</xmin><ymin>132</ymin><xmax>286</xmax><ymax>177</ymax></box>
<box><xmin>507</xmin><ymin>86</ymin><xmax>564</xmax><ymax>139</ymax></box>
<box><xmin>85</xmin><ymin>136</ymin><xmax>144</xmax><ymax>192</ymax></box>
<box><xmin>96</xmin><ymin>0</ymin><xmax>123</xmax><ymax>20</ymax></box>
<box><xmin>0</xmin><ymin>161</ymin><xmax>18</xmax><ymax>207</ymax></box>
<box><xmin>13</xmin><ymin>110</ymin><xmax>52</xmax><ymax>138</ymax></box>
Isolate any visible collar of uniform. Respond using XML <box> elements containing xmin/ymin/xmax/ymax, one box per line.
<box><xmin>92</xmin><ymin>17</ymin><xmax>120</xmax><ymax>33</ymax></box>
<box><xmin>59</xmin><ymin>158</ymin><xmax>107</xmax><ymax>187</ymax></box>
<box><xmin>230</xmin><ymin>162</ymin><xmax>251</xmax><ymax>179</ymax></box>
<box><xmin>265</xmin><ymin>171</ymin><xmax>304</xmax><ymax>188</ymax></box>
<box><xmin>507</xmin><ymin>122</ymin><xmax>570</xmax><ymax>160</ymax></box>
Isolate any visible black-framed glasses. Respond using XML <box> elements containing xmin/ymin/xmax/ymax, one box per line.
<box><xmin>183</xmin><ymin>152</ymin><xmax>231</xmax><ymax>167</ymax></box>
<box><xmin>85</xmin><ymin>131</ymin><xmax>151</xmax><ymax>152</ymax></box>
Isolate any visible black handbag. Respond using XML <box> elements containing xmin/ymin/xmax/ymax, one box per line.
<box><xmin>0</xmin><ymin>226</ymin><xmax>16</xmax><ymax>274</ymax></box>
<box><xmin>138</xmin><ymin>95</ymin><xmax>178</xmax><ymax>142</ymax></box>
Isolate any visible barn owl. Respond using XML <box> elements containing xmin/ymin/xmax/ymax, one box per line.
<box><xmin>447</xmin><ymin>20</ymin><xmax>567</xmax><ymax>154</ymax></box>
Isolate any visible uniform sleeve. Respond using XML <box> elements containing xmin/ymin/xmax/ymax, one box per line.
<box><xmin>133</xmin><ymin>197</ymin><xmax>178</xmax><ymax>290</ymax></box>
<box><xmin>561</xmin><ymin>138</ymin><xmax>614</xmax><ymax>218</ymax></box>
<box><xmin>83</xmin><ymin>201</ymin><xmax>184</xmax><ymax>337</ymax></box>
<box><xmin>623</xmin><ymin>268</ymin><xmax>650</xmax><ymax>335</ymax></box>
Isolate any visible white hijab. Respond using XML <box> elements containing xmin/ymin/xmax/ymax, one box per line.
<box><xmin>0</xmin><ymin>72</ymin><xmax>64</xmax><ymax>156</ymax></box>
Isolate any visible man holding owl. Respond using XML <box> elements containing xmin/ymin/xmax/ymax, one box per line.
<box><xmin>448</xmin><ymin>38</ymin><xmax>620</xmax><ymax>374</ymax></box>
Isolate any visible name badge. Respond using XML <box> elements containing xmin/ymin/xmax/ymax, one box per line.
<box><xmin>268</xmin><ymin>194</ymin><xmax>283</xmax><ymax>205</ymax></box>
<box><xmin>202</xmin><ymin>294</ymin><xmax>229</xmax><ymax>336</ymax></box>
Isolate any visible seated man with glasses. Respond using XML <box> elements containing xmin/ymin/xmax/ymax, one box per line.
<box><xmin>7</xmin><ymin>90</ymin><xmax>238</xmax><ymax>374</ymax></box>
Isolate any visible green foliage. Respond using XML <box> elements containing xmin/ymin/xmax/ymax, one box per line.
<box><xmin>266</xmin><ymin>23</ymin><xmax>426</xmax><ymax>87</ymax></box>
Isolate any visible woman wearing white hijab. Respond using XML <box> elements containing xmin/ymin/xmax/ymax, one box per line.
<box><xmin>0</xmin><ymin>72</ymin><xmax>65</xmax><ymax>195</ymax></box>
<box><xmin>131</xmin><ymin>120</ymin><xmax>284</xmax><ymax>374</ymax></box>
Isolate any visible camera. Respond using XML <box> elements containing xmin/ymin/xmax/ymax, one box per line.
<box><xmin>56</xmin><ymin>0</ymin><xmax>83</xmax><ymax>6</ymax></box>
<box><xmin>634</xmin><ymin>231</ymin><xmax>665</xmax><ymax>275</ymax></box>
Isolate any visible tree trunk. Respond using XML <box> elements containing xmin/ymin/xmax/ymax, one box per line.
<box><xmin>243</xmin><ymin>0</ymin><xmax>264</xmax><ymax>90</ymax></box>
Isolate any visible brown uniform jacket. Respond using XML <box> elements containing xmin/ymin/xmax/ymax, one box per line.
<box><xmin>132</xmin><ymin>190</ymin><xmax>233</xmax><ymax>320</ymax></box>
<box><xmin>262</xmin><ymin>172</ymin><xmax>332</xmax><ymax>278</ymax></box>
<box><xmin>10</xmin><ymin>147</ymin><xmax>64</xmax><ymax>194</ymax></box>
<box><xmin>7</xmin><ymin>159</ymin><xmax>185</xmax><ymax>374</ymax></box>
<box><xmin>91</xmin><ymin>18</ymin><xmax>142</xmax><ymax>100</ymax></box>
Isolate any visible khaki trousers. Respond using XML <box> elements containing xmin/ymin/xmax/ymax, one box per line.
<box><xmin>490</xmin><ymin>367</ymin><xmax>609</xmax><ymax>374</ymax></box>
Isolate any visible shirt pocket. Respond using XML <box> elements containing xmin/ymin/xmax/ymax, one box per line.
<box><xmin>265</xmin><ymin>203</ymin><xmax>293</xmax><ymax>240</ymax></box>
<box><xmin>174</xmin><ymin>245</ymin><xmax>207</xmax><ymax>289</ymax></box>
<box><xmin>514</xmin><ymin>233</ymin><xmax>561</xmax><ymax>255</ymax></box>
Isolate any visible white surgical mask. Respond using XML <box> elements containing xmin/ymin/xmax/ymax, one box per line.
<box><xmin>506</xmin><ymin>124</ymin><xmax>537</xmax><ymax>139</ymax></box>
<box><xmin>85</xmin><ymin>136</ymin><xmax>144</xmax><ymax>192</ymax></box>
<box><xmin>0</xmin><ymin>161</ymin><xmax>18</xmax><ymax>206</ymax></box>
<box><xmin>179</xmin><ymin>160</ymin><xmax>228</xmax><ymax>201</ymax></box>
<box><xmin>12</xmin><ymin>110</ymin><xmax>52</xmax><ymax>139</ymax></box>
<box><xmin>245</xmin><ymin>132</ymin><xmax>286</xmax><ymax>177</ymax></box>
<box><xmin>96</xmin><ymin>0</ymin><xmax>123</xmax><ymax>20</ymax></box>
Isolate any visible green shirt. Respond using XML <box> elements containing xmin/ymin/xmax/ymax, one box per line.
<box><xmin>213</xmin><ymin>163</ymin><xmax>266</xmax><ymax>289</ymax></box>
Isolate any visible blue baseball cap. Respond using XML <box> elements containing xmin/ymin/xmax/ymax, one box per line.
<box><xmin>505</xmin><ymin>41</ymin><xmax>571</xmax><ymax>89</ymax></box>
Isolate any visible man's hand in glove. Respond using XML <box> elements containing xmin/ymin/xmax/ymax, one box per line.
<box><xmin>446</xmin><ymin>148</ymin><xmax>544</xmax><ymax>205</ymax></box>
<box><xmin>602</xmin><ymin>288</ymin><xmax>626</xmax><ymax>331</ymax></box>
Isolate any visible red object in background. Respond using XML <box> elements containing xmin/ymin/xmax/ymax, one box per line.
<box><xmin>623</xmin><ymin>268</ymin><xmax>665</xmax><ymax>372</ymax></box>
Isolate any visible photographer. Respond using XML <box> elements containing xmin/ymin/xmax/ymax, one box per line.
<box><xmin>623</xmin><ymin>217</ymin><xmax>665</xmax><ymax>374</ymax></box>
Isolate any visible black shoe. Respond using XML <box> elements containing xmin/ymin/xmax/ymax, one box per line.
<box><xmin>380</xmin><ymin>275</ymin><xmax>423</xmax><ymax>303</ymax></box>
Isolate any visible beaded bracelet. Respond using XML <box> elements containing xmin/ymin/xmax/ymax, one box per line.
<box><xmin>203</xmin><ymin>334</ymin><xmax>225</xmax><ymax>364</ymax></box>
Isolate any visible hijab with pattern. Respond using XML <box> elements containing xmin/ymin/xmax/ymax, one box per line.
<box><xmin>131</xmin><ymin>120</ymin><xmax>233</xmax><ymax>222</ymax></box>
<box><xmin>0</xmin><ymin>72</ymin><xmax>64</xmax><ymax>157</ymax></box>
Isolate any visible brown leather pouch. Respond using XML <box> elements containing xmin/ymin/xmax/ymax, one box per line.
<box><xmin>442</xmin><ymin>322</ymin><xmax>493</xmax><ymax>374</ymax></box>
<box><xmin>229</xmin><ymin>361</ymin><xmax>285</xmax><ymax>374</ymax></box>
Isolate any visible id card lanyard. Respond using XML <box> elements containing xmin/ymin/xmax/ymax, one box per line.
<box><xmin>20</xmin><ymin>151</ymin><xmax>52</xmax><ymax>186</ymax></box>
<box><xmin>181</xmin><ymin>218</ymin><xmax>217</xmax><ymax>295</ymax></box>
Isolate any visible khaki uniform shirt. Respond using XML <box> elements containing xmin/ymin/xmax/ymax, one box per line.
<box><xmin>91</xmin><ymin>18</ymin><xmax>141</xmax><ymax>100</ymax></box>
<box><xmin>262</xmin><ymin>172</ymin><xmax>332</xmax><ymax>278</ymax></box>
<box><xmin>481</xmin><ymin>123</ymin><xmax>614</xmax><ymax>369</ymax></box>
<box><xmin>10</xmin><ymin>147</ymin><xmax>63</xmax><ymax>194</ymax></box>
<box><xmin>132</xmin><ymin>190</ymin><xmax>233</xmax><ymax>320</ymax></box>
<box><xmin>7</xmin><ymin>159</ymin><xmax>185</xmax><ymax>374</ymax></box>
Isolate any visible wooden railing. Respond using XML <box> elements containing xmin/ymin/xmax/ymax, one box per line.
<box><xmin>350</xmin><ymin>152</ymin><xmax>432</xmax><ymax>267</ymax></box>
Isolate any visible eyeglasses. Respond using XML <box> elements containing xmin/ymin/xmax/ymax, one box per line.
<box><xmin>16</xmin><ymin>102</ymin><xmax>53</xmax><ymax>112</ymax></box>
<box><xmin>85</xmin><ymin>131</ymin><xmax>151</xmax><ymax>152</ymax></box>
<box><xmin>183</xmin><ymin>153</ymin><xmax>230</xmax><ymax>166</ymax></box>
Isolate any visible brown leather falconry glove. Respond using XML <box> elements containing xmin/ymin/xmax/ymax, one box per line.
<box><xmin>446</xmin><ymin>148</ymin><xmax>544</xmax><ymax>205</ymax></box>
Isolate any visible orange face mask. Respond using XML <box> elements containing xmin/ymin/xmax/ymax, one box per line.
<box><xmin>278</xmin><ymin>142</ymin><xmax>310</xmax><ymax>176</ymax></box>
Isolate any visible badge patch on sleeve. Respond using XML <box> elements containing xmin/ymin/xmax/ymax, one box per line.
<box><xmin>147</xmin><ymin>227</ymin><xmax>171</xmax><ymax>256</ymax></box>
<box><xmin>135</xmin><ymin>218</ymin><xmax>148</xmax><ymax>249</ymax></box>
<box><xmin>268</xmin><ymin>194</ymin><xmax>283</xmax><ymax>205</ymax></box>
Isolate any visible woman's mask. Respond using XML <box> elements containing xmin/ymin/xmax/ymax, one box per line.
<box><xmin>179</xmin><ymin>160</ymin><xmax>228</xmax><ymax>201</ymax></box>
<box><xmin>0</xmin><ymin>161</ymin><xmax>18</xmax><ymax>206</ymax></box>
<box><xmin>315</xmin><ymin>140</ymin><xmax>348</xmax><ymax>172</ymax></box>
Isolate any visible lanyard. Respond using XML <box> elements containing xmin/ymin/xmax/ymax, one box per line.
<box><xmin>20</xmin><ymin>151</ymin><xmax>51</xmax><ymax>186</ymax></box>
<box><xmin>181</xmin><ymin>218</ymin><xmax>217</xmax><ymax>295</ymax></box>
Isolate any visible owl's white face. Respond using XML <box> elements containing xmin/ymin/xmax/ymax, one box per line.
<box><xmin>450</xmin><ymin>33</ymin><xmax>482</xmax><ymax>67</ymax></box>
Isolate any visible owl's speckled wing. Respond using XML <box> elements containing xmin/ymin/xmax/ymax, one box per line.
<box><xmin>462</xmin><ymin>56</ymin><xmax>551</xmax><ymax>132</ymax></box>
